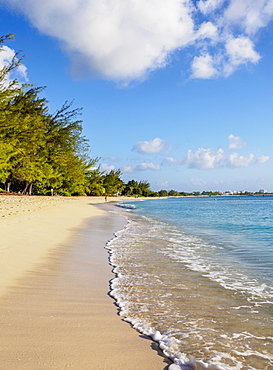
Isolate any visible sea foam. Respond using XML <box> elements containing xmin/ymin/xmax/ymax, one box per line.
<box><xmin>105</xmin><ymin>197</ymin><xmax>273</xmax><ymax>369</ymax></box>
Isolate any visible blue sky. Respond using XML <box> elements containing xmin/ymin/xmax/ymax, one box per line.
<box><xmin>1</xmin><ymin>0</ymin><xmax>273</xmax><ymax>192</ymax></box>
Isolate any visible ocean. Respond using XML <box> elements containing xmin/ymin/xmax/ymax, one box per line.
<box><xmin>107</xmin><ymin>196</ymin><xmax>273</xmax><ymax>370</ymax></box>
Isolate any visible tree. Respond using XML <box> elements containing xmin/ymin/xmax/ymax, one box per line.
<box><xmin>137</xmin><ymin>180</ymin><xmax>151</xmax><ymax>196</ymax></box>
<box><xmin>168</xmin><ymin>189</ymin><xmax>180</xmax><ymax>196</ymax></box>
<box><xmin>0</xmin><ymin>36</ymin><xmax>92</xmax><ymax>195</ymax></box>
<box><xmin>158</xmin><ymin>189</ymin><xmax>168</xmax><ymax>197</ymax></box>
<box><xmin>86</xmin><ymin>166</ymin><xmax>105</xmax><ymax>196</ymax></box>
<box><xmin>123</xmin><ymin>179</ymin><xmax>139</xmax><ymax>196</ymax></box>
<box><xmin>193</xmin><ymin>191</ymin><xmax>200</xmax><ymax>196</ymax></box>
<box><xmin>0</xmin><ymin>142</ymin><xmax>17</xmax><ymax>186</ymax></box>
<box><xmin>0</xmin><ymin>34</ymin><xmax>25</xmax><ymax>189</ymax></box>
<box><xmin>103</xmin><ymin>169</ymin><xmax>124</xmax><ymax>196</ymax></box>
<box><xmin>0</xmin><ymin>87</ymin><xmax>50</xmax><ymax>193</ymax></box>
<box><xmin>43</xmin><ymin>101</ymin><xmax>91</xmax><ymax>195</ymax></box>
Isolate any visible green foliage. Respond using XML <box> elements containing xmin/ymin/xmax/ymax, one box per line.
<box><xmin>0</xmin><ymin>36</ymin><xmax>95</xmax><ymax>195</ymax></box>
<box><xmin>123</xmin><ymin>179</ymin><xmax>139</xmax><ymax>196</ymax></box>
<box><xmin>148</xmin><ymin>191</ymin><xmax>159</xmax><ymax>197</ymax></box>
<box><xmin>102</xmin><ymin>169</ymin><xmax>124</xmax><ymax>196</ymax></box>
<box><xmin>121</xmin><ymin>179</ymin><xmax>157</xmax><ymax>197</ymax></box>
<box><xmin>158</xmin><ymin>189</ymin><xmax>168</xmax><ymax>197</ymax></box>
<box><xmin>85</xmin><ymin>166</ymin><xmax>105</xmax><ymax>196</ymax></box>
<box><xmin>168</xmin><ymin>189</ymin><xmax>180</xmax><ymax>196</ymax></box>
<box><xmin>137</xmin><ymin>180</ymin><xmax>150</xmax><ymax>196</ymax></box>
<box><xmin>202</xmin><ymin>191</ymin><xmax>221</xmax><ymax>196</ymax></box>
<box><xmin>57</xmin><ymin>190</ymin><xmax>71</xmax><ymax>197</ymax></box>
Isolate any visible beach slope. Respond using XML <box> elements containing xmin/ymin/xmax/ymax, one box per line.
<box><xmin>0</xmin><ymin>196</ymin><xmax>170</xmax><ymax>369</ymax></box>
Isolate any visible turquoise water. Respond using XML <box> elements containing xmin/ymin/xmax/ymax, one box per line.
<box><xmin>108</xmin><ymin>196</ymin><xmax>273</xmax><ymax>369</ymax></box>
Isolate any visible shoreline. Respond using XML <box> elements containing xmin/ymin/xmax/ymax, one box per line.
<box><xmin>0</xmin><ymin>195</ymin><xmax>171</xmax><ymax>369</ymax></box>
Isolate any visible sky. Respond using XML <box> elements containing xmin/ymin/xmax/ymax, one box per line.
<box><xmin>0</xmin><ymin>0</ymin><xmax>273</xmax><ymax>193</ymax></box>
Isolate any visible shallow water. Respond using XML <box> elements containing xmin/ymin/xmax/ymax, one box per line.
<box><xmin>109</xmin><ymin>196</ymin><xmax>273</xmax><ymax>369</ymax></box>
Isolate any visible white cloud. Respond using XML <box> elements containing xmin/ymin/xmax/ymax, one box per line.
<box><xmin>184</xmin><ymin>146</ymin><xmax>268</xmax><ymax>169</ymax></box>
<box><xmin>255</xmin><ymin>155</ymin><xmax>270</xmax><ymax>164</ymax></box>
<box><xmin>135</xmin><ymin>162</ymin><xmax>161</xmax><ymax>171</ymax></box>
<box><xmin>0</xmin><ymin>45</ymin><xmax>28</xmax><ymax>86</ymax></box>
<box><xmin>184</xmin><ymin>147</ymin><xmax>225</xmax><ymax>169</ymax></box>
<box><xmin>4</xmin><ymin>0</ymin><xmax>273</xmax><ymax>82</ymax></box>
<box><xmin>224</xmin><ymin>0</ymin><xmax>273</xmax><ymax>35</ymax></box>
<box><xmin>161</xmin><ymin>157</ymin><xmax>180</xmax><ymax>165</ymax></box>
<box><xmin>132</xmin><ymin>137</ymin><xmax>167</xmax><ymax>154</ymax></box>
<box><xmin>191</xmin><ymin>36</ymin><xmax>261</xmax><ymax>79</ymax></box>
<box><xmin>5</xmin><ymin>0</ymin><xmax>195</xmax><ymax>83</ymax></box>
<box><xmin>228</xmin><ymin>134</ymin><xmax>246</xmax><ymax>149</ymax></box>
<box><xmin>100</xmin><ymin>163</ymin><xmax>116</xmax><ymax>173</ymax></box>
<box><xmin>191</xmin><ymin>53</ymin><xmax>219</xmax><ymax>79</ymax></box>
<box><xmin>121</xmin><ymin>165</ymin><xmax>133</xmax><ymax>173</ymax></box>
<box><xmin>0</xmin><ymin>46</ymin><xmax>16</xmax><ymax>70</ymax></box>
<box><xmin>225</xmin><ymin>36</ymin><xmax>261</xmax><ymax>72</ymax></box>
<box><xmin>196</xmin><ymin>21</ymin><xmax>218</xmax><ymax>40</ymax></box>
<box><xmin>102</xmin><ymin>155</ymin><xmax>120</xmax><ymax>162</ymax></box>
<box><xmin>121</xmin><ymin>162</ymin><xmax>161</xmax><ymax>172</ymax></box>
<box><xmin>197</xmin><ymin>0</ymin><xmax>225</xmax><ymax>15</ymax></box>
<box><xmin>227</xmin><ymin>152</ymin><xmax>254</xmax><ymax>167</ymax></box>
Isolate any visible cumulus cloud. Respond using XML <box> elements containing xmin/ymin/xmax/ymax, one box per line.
<box><xmin>184</xmin><ymin>146</ymin><xmax>268</xmax><ymax>169</ymax></box>
<box><xmin>121</xmin><ymin>162</ymin><xmax>161</xmax><ymax>172</ymax></box>
<box><xmin>196</xmin><ymin>21</ymin><xmax>218</xmax><ymax>40</ymax></box>
<box><xmin>161</xmin><ymin>157</ymin><xmax>180</xmax><ymax>165</ymax></box>
<box><xmin>4</xmin><ymin>0</ymin><xmax>195</xmax><ymax>83</ymax></box>
<box><xmin>191</xmin><ymin>53</ymin><xmax>219</xmax><ymax>79</ymax></box>
<box><xmin>184</xmin><ymin>147</ymin><xmax>225</xmax><ymax>169</ymax></box>
<box><xmin>4</xmin><ymin>0</ymin><xmax>273</xmax><ymax>82</ymax></box>
<box><xmin>255</xmin><ymin>155</ymin><xmax>270</xmax><ymax>164</ymax></box>
<box><xmin>227</xmin><ymin>152</ymin><xmax>254</xmax><ymax>167</ymax></box>
<box><xmin>191</xmin><ymin>36</ymin><xmax>261</xmax><ymax>78</ymax></box>
<box><xmin>197</xmin><ymin>0</ymin><xmax>225</xmax><ymax>15</ymax></box>
<box><xmin>102</xmin><ymin>155</ymin><xmax>120</xmax><ymax>162</ymax></box>
<box><xmin>100</xmin><ymin>163</ymin><xmax>116</xmax><ymax>173</ymax></box>
<box><xmin>228</xmin><ymin>134</ymin><xmax>246</xmax><ymax>149</ymax></box>
<box><xmin>226</xmin><ymin>37</ymin><xmax>261</xmax><ymax>65</ymax></box>
<box><xmin>121</xmin><ymin>165</ymin><xmax>133</xmax><ymax>173</ymax></box>
<box><xmin>190</xmin><ymin>0</ymin><xmax>271</xmax><ymax>79</ymax></box>
<box><xmin>132</xmin><ymin>137</ymin><xmax>167</xmax><ymax>154</ymax></box>
<box><xmin>0</xmin><ymin>45</ymin><xmax>28</xmax><ymax>86</ymax></box>
<box><xmin>224</xmin><ymin>36</ymin><xmax>261</xmax><ymax>75</ymax></box>
<box><xmin>135</xmin><ymin>162</ymin><xmax>161</xmax><ymax>171</ymax></box>
<box><xmin>224</xmin><ymin>0</ymin><xmax>273</xmax><ymax>35</ymax></box>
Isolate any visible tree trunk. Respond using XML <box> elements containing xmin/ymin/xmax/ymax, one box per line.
<box><xmin>22</xmin><ymin>183</ymin><xmax>29</xmax><ymax>195</ymax></box>
<box><xmin>5</xmin><ymin>182</ymin><xmax>11</xmax><ymax>192</ymax></box>
<box><xmin>28</xmin><ymin>184</ymin><xmax>32</xmax><ymax>196</ymax></box>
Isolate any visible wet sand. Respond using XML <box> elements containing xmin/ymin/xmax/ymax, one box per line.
<box><xmin>0</xmin><ymin>196</ymin><xmax>170</xmax><ymax>369</ymax></box>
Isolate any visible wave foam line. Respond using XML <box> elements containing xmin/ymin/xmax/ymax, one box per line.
<box><xmin>105</xmin><ymin>221</ymin><xmax>227</xmax><ymax>370</ymax></box>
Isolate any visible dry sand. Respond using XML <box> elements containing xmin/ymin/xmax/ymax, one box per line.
<box><xmin>0</xmin><ymin>195</ymin><xmax>171</xmax><ymax>369</ymax></box>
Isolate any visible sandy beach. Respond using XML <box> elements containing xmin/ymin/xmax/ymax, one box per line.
<box><xmin>0</xmin><ymin>195</ymin><xmax>170</xmax><ymax>369</ymax></box>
